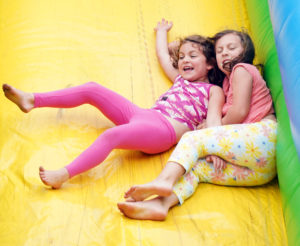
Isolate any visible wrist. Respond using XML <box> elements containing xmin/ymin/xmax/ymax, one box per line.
<box><xmin>156</xmin><ymin>29</ymin><xmax>168</xmax><ymax>34</ymax></box>
<box><xmin>221</xmin><ymin>118</ymin><xmax>225</xmax><ymax>125</ymax></box>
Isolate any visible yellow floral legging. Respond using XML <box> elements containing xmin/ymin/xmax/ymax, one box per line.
<box><xmin>169</xmin><ymin>120</ymin><xmax>277</xmax><ymax>204</ymax></box>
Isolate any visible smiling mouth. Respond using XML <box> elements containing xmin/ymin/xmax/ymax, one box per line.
<box><xmin>222</xmin><ymin>60</ymin><xmax>232</xmax><ymax>71</ymax></box>
<box><xmin>222</xmin><ymin>60</ymin><xmax>231</xmax><ymax>66</ymax></box>
<box><xmin>183</xmin><ymin>66</ymin><xmax>194</xmax><ymax>71</ymax></box>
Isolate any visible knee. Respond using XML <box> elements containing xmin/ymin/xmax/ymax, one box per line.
<box><xmin>84</xmin><ymin>81</ymin><xmax>100</xmax><ymax>88</ymax></box>
<box><xmin>181</xmin><ymin>131</ymin><xmax>195</xmax><ymax>141</ymax></box>
<box><xmin>98</xmin><ymin>128</ymin><xmax>123</xmax><ymax>146</ymax></box>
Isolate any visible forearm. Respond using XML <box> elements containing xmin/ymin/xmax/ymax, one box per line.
<box><xmin>221</xmin><ymin>107</ymin><xmax>248</xmax><ymax>125</ymax></box>
<box><xmin>155</xmin><ymin>29</ymin><xmax>178</xmax><ymax>82</ymax></box>
<box><xmin>206</xmin><ymin>115</ymin><xmax>222</xmax><ymax>127</ymax></box>
<box><xmin>156</xmin><ymin>30</ymin><xmax>170</xmax><ymax>62</ymax></box>
<box><xmin>206</xmin><ymin>86</ymin><xmax>224</xmax><ymax>128</ymax></box>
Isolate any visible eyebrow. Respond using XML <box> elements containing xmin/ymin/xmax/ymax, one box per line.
<box><xmin>216</xmin><ymin>42</ymin><xmax>237</xmax><ymax>48</ymax></box>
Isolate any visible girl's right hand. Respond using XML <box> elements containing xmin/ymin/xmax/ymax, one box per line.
<box><xmin>196</xmin><ymin>119</ymin><xmax>207</xmax><ymax>130</ymax></box>
<box><xmin>206</xmin><ymin>155</ymin><xmax>227</xmax><ymax>172</ymax></box>
<box><xmin>154</xmin><ymin>18</ymin><xmax>173</xmax><ymax>32</ymax></box>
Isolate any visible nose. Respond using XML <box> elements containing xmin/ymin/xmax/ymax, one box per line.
<box><xmin>221</xmin><ymin>48</ymin><xmax>229</xmax><ymax>57</ymax></box>
<box><xmin>182</xmin><ymin>56</ymin><xmax>190</xmax><ymax>62</ymax></box>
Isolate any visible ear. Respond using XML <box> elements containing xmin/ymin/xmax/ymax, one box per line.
<box><xmin>206</xmin><ymin>64</ymin><xmax>213</xmax><ymax>70</ymax></box>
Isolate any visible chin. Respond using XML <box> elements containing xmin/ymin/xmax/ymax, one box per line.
<box><xmin>182</xmin><ymin>74</ymin><xmax>194</xmax><ymax>81</ymax></box>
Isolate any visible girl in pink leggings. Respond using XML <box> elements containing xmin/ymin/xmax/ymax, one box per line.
<box><xmin>2</xmin><ymin>19</ymin><xmax>224</xmax><ymax>189</ymax></box>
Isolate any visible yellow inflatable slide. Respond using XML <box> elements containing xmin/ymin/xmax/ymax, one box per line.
<box><xmin>0</xmin><ymin>0</ymin><xmax>287</xmax><ymax>245</ymax></box>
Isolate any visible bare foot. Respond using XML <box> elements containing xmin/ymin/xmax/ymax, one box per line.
<box><xmin>117</xmin><ymin>198</ymin><xmax>168</xmax><ymax>221</ymax></box>
<box><xmin>2</xmin><ymin>84</ymin><xmax>34</xmax><ymax>113</ymax></box>
<box><xmin>124</xmin><ymin>180</ymin><xmax>173</xmax><ymax>201</ymax></box>
<box><xmin>39</xmin><ymin>166</ymin><xmax>69</xmax><ymax>189</ymax></box>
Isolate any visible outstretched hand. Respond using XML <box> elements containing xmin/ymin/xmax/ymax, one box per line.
<box><xmin>206</xmin><ymin>155</ymin><xmax>227</xmax><ymax>172</ymax></box>
<box><xmin>154</xmin><ymin>18</ymin><xmax>173</xmax><ymax>32</ymax></box>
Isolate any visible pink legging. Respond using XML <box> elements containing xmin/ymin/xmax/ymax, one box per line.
<box><xmin>34</xmin><ymin>82</ymin><xmax>176</xmax><ymax>177</ymax></box>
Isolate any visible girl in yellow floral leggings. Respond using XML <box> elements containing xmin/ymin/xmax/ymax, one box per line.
<box><xmin>170</xmin><ymin>120</ymin><xmax>276</xmax><ymax>204</ymax></box>
<box><xmin>118</xmin><ymin>29</ymin><xmax>277</xmax><ymax>221</ymax></box>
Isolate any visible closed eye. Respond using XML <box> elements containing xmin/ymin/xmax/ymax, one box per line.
<box><xmin>216</xmin><ymin>48</ymin><xmax>223</xmax><ymax>54</ymax></box>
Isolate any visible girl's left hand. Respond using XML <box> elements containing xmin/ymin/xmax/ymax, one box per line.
<box><xmin>206</xmin><ymin>155</ymin><xmax>227</xmax><ymax>172</ymax></box>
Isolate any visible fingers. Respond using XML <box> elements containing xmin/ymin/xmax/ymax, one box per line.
<box><xmin>159</xmin><ymin>18</ymin><xmax>172</xmax><ymax>27</ymax></box>
<box><xmin>212</xmin><ymin>156</ymin><xmax>221</xmax><ymax>170</ymax></box>
<box><xmin>206</xmin><ymin>155</ymin><xmax>212</xmax><ymax>162</ymax></box>
<box><xmin>197</xmin><ymin>120</ymin><xmax>207</xmax><ymax>130</ymax></box>
<box><xmin>154</xmin><ymin>18</ymin><xmax>173</xmax><ymax>31</ymax></box>
<box><xmin>220</xmin><ymin>160</ymin><xmax>227</xmax><ymax>170</ymax></box>
<box><xmin>196</xmin><ymin>123</ymin><xmax>204</xmax><ymax>130</ymax></box>
<box><xmin>125</xmin><ymin>197</ymin><xmax>136</xmax><ymax>202</ymax></box>
<box><xmin>124</xmin><ymin>186</ymin><xmax>136</xmax><ymax>198</ymax></box>
<box><xmin>211</xmin><ymin>156</ymin><xmax>227</xmax><ymax>172</ymax></box>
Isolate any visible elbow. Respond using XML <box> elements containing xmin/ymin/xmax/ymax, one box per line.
<box><xmin>223</xmin><ymin>107</ymin><xmax>250</xmax><ymax>124</ymax></box>
<box><xmin>232</xmin><ymin>109</ymin><xmax>249</xmax><ymax>123</ymax></box>
<box><xmin>238</xmin><ymin>107</ymin><xmax>250</xmax><ymax>120</ymax></box>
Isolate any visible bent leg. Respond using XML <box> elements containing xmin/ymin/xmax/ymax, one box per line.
<box><xmin>65</xmin><ymin>109</ymin><xmax>176</xmax><ymax>177</ymax></box>
<box><xmin>168</xmin><ymin>120</ymin><xmax>277</xmax><ymax>174</ymax></box>
<box><xmin>39</xmin><ymin>109</ymin><xmax>176</xmax><ymax>187</ymax></box>
<box><xmin>173</xmin><ymin>120</ymin><xmax>277</xmax><ymax>205</ymax></box>
<box><xmin>34</xmin><ymin>81</ymin><xmax>140</xmax><ymax>125</ymax></box>
<box><xmin>172</xmin><ymin>158</ymin><xmax>251</xmax><ymax>205</ymax></box>
<box><xmin>173</xmin><ymin>155</ymin><xmax>276</xmax><ymax>205</ymax></box>
<box><xmin>125</xmin><ymin>120</ymin><xmax>277</xmax><ymax>201</ymax></box>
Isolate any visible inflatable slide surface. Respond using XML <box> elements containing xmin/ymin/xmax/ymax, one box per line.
<box><xmin>0</xmin><ymin>0</ymin><xmax>291</xmax><ymax>245</ymax></box>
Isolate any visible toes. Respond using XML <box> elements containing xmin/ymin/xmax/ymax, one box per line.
<box><xmin>117</xmin><ymin>203</ymin><xmax>129</xmax><ymax>216</ymax></box>
<box><xmin>124</xmin><ymin>186</ymin><xmax>136</xmax><ymax>198</ymax></box>
<box><xmin>2</xmin><ymin>84</ymin><xmax>9</xmax><ymax>91</ymax></box>
<box><xmin>117</xmin><ymin>203</ymin><xmax>125</xmax><ymax>213</ymax></box>
<box><xmin>125</xmin><ymin>198</ymin><xmax>136</xmax><ymax>202</ymax></box>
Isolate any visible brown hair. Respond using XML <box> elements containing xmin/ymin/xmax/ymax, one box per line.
<box><xmin>210</xmin><ymin>30</ymin><xmax>255</xmax><ymax>72</ymax></box>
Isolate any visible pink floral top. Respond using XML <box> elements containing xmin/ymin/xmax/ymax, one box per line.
<box><xmin>152</xmin><ymin>75</ymin><xmax>213</xmax><ymax>130</ymax></box>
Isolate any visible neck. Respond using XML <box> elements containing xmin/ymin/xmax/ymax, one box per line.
<box><xmin>224</xmin><ymin>71</ymin><xmax>231</xmax><ymax>78</ymax></box>
<box><xmin>193</xmin><ymin>76</ymin><xmax>210</xmax><ymax>83</ymax></box>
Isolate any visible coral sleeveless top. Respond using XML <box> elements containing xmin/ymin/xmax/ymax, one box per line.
<box><xmin>222</xmin><ymin>63</ymin><xmax>274</xmax><ymax>123</ymax></box>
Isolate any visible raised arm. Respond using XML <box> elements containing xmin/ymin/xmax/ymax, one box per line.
<box><xmin>155</xmin><ymin>19</ymin><xmax>179</xmax><ymax>83</ymax></box>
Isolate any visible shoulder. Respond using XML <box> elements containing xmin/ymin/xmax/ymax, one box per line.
<box><xmin>232</xmin><ymin>65</ymin><xmax>252</xmax><ymax>78</ymax></box>
<box><xmin>231</xmin><ymin>63</ymin><xmax>260</xmax><ymax>80</ymax></box>
<box><xmin>209</xmin><ymin>85</ymin><xmax>224</xmax><ymax>97</ymax></box>
<box><xmin>174</xmin><ymin>74</ymin><xmax>182</xmax><ymax>82</ymax></box>
<box><xmin>231</xmin><ymin>64</ymin><xmax>253</xmax><ymax>85</ymax></box>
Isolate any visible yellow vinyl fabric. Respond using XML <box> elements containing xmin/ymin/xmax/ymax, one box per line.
<box><xmin>0</xmin><ymin>0</ymin><xmax>287</xmax><ymax>245</ymax></box>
